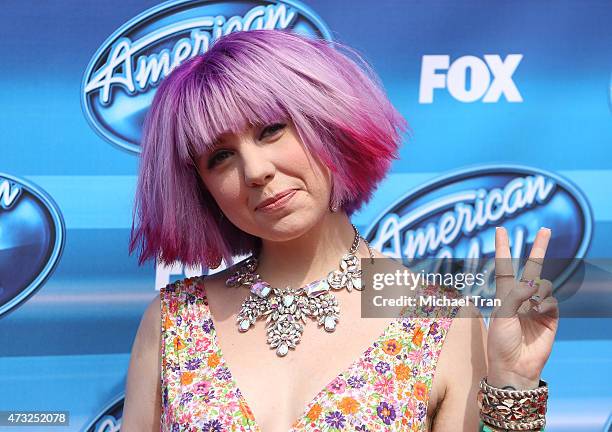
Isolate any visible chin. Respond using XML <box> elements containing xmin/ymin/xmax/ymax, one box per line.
<box><xmin>257</xmin><ymin>213</ymin><xmax>318</xmax><ymax>237</ymax></box>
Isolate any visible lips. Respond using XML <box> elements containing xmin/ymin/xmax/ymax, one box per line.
<box><xmin>255</xmin><ymin>189</ymin><xmax>297</xmax><ymax>211</ymax></box>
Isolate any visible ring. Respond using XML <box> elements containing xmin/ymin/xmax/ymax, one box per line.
<box><xmin>527</xmin><ymin>257</ymin><xmax>544</xmax><ymax>265</ymax></box>
<box><xmin>529</xmin><ymin>294</ymin><xmax>541</xmax><ymax>303</ymax></box>
<box><xmin>529</xmin><ymin>294</ymin><xmax>542</xmax><ymax>312</ymax></box>
<box><xmin>494</xmin><ymin>274</ymin><xmax>514</xmax><ymax>279</ymax></box>
<box><xmin>519</xmin><ymin>277</ymin><xmax>535</xmax><ymax>283</ymax></box>
<box><xmin>519</xmin><ymin>278</ymin><xmax>540</xmax><ymax>288</ymax></box>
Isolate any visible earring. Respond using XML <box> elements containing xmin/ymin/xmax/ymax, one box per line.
<box><xmin>205</xmin><ymin>251</ymin><xmax>222</xmax><ymax>270</ymax></box>
<box><xmin>329</xmin><ymin>199</ymin><xmax>342</xmax><ymax>213</ymax></box>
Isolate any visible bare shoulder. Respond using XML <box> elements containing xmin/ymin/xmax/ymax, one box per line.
<box><xmin>121</xmin><ymin>293</ymin><xmax>162</xmax><ymax>431</ymax></box>
<box><xmin>122</xmin><ymin>268</ymin><xmax>243</xmax><ymax>431</ymax></box>
<box><xmin>437</xmin><ymin>297</ymin><xmax>487</xmax><ymax>380</ymax></box>
<box><xmin>145</xmin><ymin>292</ymin><xmax>161</xmax><ymax>326</ymax></box>
<box><xmin>130</xmin><ymin>293</ymin><xmax>161</xmax><ymax>350</ymax></box>
<box><xmin>428</xmin><ymin>297</ymin><xmax>487</xmax><ymax>431</ymax></box>
<box><xmin>438</xmin><ymin>297</ymin><xmax>487</xmax><ymax>381</ymax></box>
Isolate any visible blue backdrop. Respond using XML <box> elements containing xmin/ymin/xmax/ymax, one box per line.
<box><xmin>1</xmin><ymin>1</ymin><xmax>611</xmax><ymax>430</ymax></box>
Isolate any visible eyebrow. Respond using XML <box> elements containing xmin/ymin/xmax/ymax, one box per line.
<box><xmin>205</xmin><ymin>137</ymin><xmax>222</xmax><ymax>151</ymax></box>
<box><xmin>204</xmin><ymin>123</ymin><xmax>263</xmax><ymax>151</ymax></box>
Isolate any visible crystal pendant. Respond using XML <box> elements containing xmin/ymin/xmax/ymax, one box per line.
<box><xmin>324</xmin><ymin>315</ymin><xmax>337</xmax><ymax>332</ymax></box>
<box><xmin>282</xmin><ymin>294</ymin><xmax>295</xmax><ymax>307</ymax></box>
<box><xmin>305</xmin><ymin>279</ymin><xmax>330</xmax><ymax>297</ymax></box>
<box><xmin>277</xmin><ymin>343</ymin><xmax>289</xmax><ymax>356</ymax></box>
<box><xmin>239</xmin><ymin>319</ymin><xmax>251</xmax><ymax>332</ymax></box>
<box><xmin>327</xmin><ymin>269</ymin><xmax>348</xmax><ymax>290</ymax></box>
<box><xmin>251</xmin><ymin>281</ymin><xmax>271</xmax><ymax>298</ymax></box>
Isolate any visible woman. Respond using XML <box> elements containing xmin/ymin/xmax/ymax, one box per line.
<box><xmin>122</xmin><ymin>29</ymin><xmax>558</xmax><ymax>431</ymax></box>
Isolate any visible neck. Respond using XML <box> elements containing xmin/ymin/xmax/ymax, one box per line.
<box><xmin>253</xmin><ymin>211</ymin><xmax>370</xmax><ymax>289</ymax></box>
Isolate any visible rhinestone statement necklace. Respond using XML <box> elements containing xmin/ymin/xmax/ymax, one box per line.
<box><xmin>225</xmin><ymin>224</ymin><xmax>374</xmax><ymax>357</ymax></box>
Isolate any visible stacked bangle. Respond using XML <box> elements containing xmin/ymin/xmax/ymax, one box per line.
<box><xmin>478</xmin><ymin>377</ymin><xmax>548</xmax><ymax>431</ymax></box>
<box><xmin>479</xmin><ymin>421</ymin><xmax>545</xmax><ymax>432</ymax></box>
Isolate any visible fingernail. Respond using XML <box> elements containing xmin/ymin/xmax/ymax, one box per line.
<box><xmin>541</xmin><ymin>227</ymin><xmax>551</xmax><ymax>233</ymax></box>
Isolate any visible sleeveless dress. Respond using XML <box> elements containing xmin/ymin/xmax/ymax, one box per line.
<box><xmin>160</xmin><ymin>276</ymin><xmax>463</xmax><ymax>432</ymax></box>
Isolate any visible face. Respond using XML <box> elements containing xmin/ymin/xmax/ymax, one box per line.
<box><xmin>195</xmin><ymin>119</ymin><xmax>333</xmax><ymax>241</ymax></box>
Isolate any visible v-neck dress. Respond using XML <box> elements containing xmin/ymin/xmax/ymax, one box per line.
<box><xmin>160</xmin><ymin>276</ymin><xmax>463</xmax><ymax>432</ymax></box>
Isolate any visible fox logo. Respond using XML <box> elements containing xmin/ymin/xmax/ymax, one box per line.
<box><xmin>419</xmin><ymin>54</ymin><xmax>523</xmax><ymax>103</ymax></box>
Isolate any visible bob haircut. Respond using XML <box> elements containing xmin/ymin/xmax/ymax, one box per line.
<box><xmin>129</xmin><ymin>29</ymin><xmax>409</xmax><ymax>270</ymax></box>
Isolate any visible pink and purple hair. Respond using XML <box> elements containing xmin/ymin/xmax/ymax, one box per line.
<box><xmin>129</xmin><ymin>29</ymin><xmax>409</xmax><ymax>269</ymax></box>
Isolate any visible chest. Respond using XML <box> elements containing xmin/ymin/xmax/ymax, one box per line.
<box><xmin>161</xmin><ymin>281</ymin><xmax>446</xmax><ymax>431</ymax></box>
<box><xmin>212</xmin><ymin>310</ymin><xmax>403</xmax><ymax>431</ymax></box>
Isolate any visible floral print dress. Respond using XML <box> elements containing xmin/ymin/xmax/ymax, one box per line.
<box><xmin>160</xmin><ymin>276</ymin><xmax>463</xmax><ymax>431</ymax></box>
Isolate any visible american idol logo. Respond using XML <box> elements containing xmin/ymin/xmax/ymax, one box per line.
<box><xmin>81</xmin><ymin>0</ymin><xmax>331</xmax><ymax>153</ymax></box>
<box><xmin>364</xmin><ymin>165</ymin><xmax>593</xmax><ymax>297</ymax></box>
<box><xmin>83</xmin><ymin>394</ymin><xmax>123</xmax><ymax>432</ymax></box>
<box><xmin>0</xmin><ymin>174</ymin><xmax>65</xmax><ymax>318</ymax></box>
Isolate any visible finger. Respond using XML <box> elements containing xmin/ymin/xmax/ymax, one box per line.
<box><xmin>520</xmin><ymin>228</ymin><xmax>551</xmax><ymax>283</ymax></box>
<box><xmin>528</xmin><ymin>278</ymin><xmax>553</xmax><ymax>307</ymax></box>
<box><xmin>494</xmin><ymin>226</ymin><xmax>515</xmax><ymax>301</ymax></box>
<box><xmin>519</xmin><ymin>277</ymin><xmax>552</xmax><ymax>314</ymax></box>
<box><xmin>538</xmin><ymin>278</ymin><xmax>553</xmax><ymax>298</ymax></box>
<box><xmin>533</xmin><ymin>296</ymin><xmax>559</xmax><ymax>318</ymax></box>
<box><xmin>496</xmin><ymin>279</ymin><xmax>540</xmax><ymax>318</ymax></box>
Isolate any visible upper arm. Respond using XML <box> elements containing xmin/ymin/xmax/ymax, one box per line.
<box><xmin>121</xmin><ymin>294</ymin><xmax>162</xmax><ymax>431</ymax></box>
<box><xmin>430</xmin><ymin>301</ymin><xmax>488</xmax><ymax>432</ymax></box>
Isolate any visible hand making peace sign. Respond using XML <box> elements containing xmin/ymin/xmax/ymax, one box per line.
<box><xmin>486</xmin><ymin>227</ymin><xmax>560</xmax><ymax>390</ymax></box>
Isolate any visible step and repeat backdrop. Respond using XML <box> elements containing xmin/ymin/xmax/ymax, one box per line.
<box><xmin>1</xmin><ymin>1</ymin><xmax>611</xmax><ymax>431</ymax></box>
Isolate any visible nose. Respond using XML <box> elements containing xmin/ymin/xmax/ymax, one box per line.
<box><xmin>241</xmin><ymin>140</ymin><xmax>275</xmax><ymax>187</ymax></box>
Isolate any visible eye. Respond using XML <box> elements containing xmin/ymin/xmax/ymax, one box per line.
<box><xmin>207</xmin><ymin>150</ymin><xmax>232</xmax><ymax>169</ymax></box>
<box><xmin>206</xmin><ymin>123</ymin><xmax>286</xmax><ymax>169</ymax></box>
<box><xmin>259</xmin><ymin>122</ymin><xmax>286</xmax><ymax>140</ymax></box>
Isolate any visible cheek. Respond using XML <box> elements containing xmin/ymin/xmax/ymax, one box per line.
<box><xmin>202</xmin><ymin>175</ymin><xmax>243</xmax><ymax>210</ymax></box>
<box><xmin>284</xmin><ymin>142</ymin><xmax>331</xmax><ymax>188</ymax></box>
<box><xmin>216</xmin><ymin>183</ymin><xmax>241</xmax><ymax>205</ymax></box>
<box><xmin>302</xmin><ymin>154</ymin><xmax>332</xmax><ymax>195</ymax></box>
